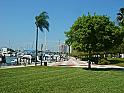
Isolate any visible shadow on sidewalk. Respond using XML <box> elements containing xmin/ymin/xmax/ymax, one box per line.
<box><xmin>83</xmin><ymin>68</ymin><xmax>124</xmax><ymax>71</ymax></box>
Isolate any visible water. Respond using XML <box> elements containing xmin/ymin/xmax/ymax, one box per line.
<box><xmin>5</xmin><ymin>56</ymin><xmax>17</xmax><ymax>64</ymax></box>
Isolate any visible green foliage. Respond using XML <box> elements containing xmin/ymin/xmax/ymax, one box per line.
<box><xmin>65</xmin><ymin>13</ymin><xmax>123</xmax><ymax>68</ymax></box>
<box><xmin>98</xmin><ymin>58</ymin><xmax>110</xmax><ymax>65</ymax></box>
<box><xmin>97</xmin><ymin>58</ymin><xmax>124</xmax><ymax>66</ymax></box>
<box><xmin>115</xmin><ymin>63</ymin><xmax>124</xmax><ymax>67</ymax></box>
<box><xmin>108</xmin><ymin>58</ymin><xmax>124</xmax><ymax>64</ymax></box>
<box><xmin>35</xmin><ymin>11</ymin><xmax>49</xmax><ymax>31</ymax></box>
<box><xmin>70</xmin><ymin>50</ymin><xmax>88</xmax><ymax>57</ymax></box>
<box><xmin>115</xmin><ymin>41</ymin><xmax>124</xmax><ymax>53</ymax></box>
<box><xmin>65</xmin><ymin>13</ymin><xmax>123</xmax><ymax>53</ymax></box>
<box><xmin>1</xmin><ymin>67</ymin><xmax>124</xmax><ymax>93</ymax></box>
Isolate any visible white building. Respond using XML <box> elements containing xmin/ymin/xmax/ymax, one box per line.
<box><xmin>59</xmin><ymin>44</ymin><xmax>68</xmax><ymax>53</ymax></box>
<box><xmin>120</xmin><ymin>54</ymin><xmax>124</xmax><ymax>58</ymax></box>
<box><xmin>1</xmin><ymin>48</ymin><xmax>8</xmax><ymax>55</ymax></box>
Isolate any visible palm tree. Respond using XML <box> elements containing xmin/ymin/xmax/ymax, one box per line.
<box><xmin>35</xmin><ymin>11</ymin><xmax>49</xmax><ymax>66</ymax></box>
<box><xmin>117</xmin><ymin>8</ymin><xmax>124</xmax><ymax>26</ymax></box>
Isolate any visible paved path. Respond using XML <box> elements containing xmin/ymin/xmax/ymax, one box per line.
<box><xmin>0</xmin><ymin>64</ymin><xmax>35</xmax><ymax>69</ymax></box>
<box><xmin>51</xmin><ymin>57</ymin><xmax>124</xmax><ymax>69</ymax></box>
<box><xmin>0</xmin><ymin>62</ymin><xmax>58</xmax><ymax>69</ymax></box>
<box><xmin>1</xmin><ymin>57</ymin><xmax>124</xmax><ymax>69</ymax></box>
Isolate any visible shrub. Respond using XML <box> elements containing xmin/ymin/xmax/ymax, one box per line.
<box><xmin>81</xmin><ymin>57</ymin><xmax>89</xmax><ymax>61</ymax></box>
<box><xmin>108</xmin><ymin>58</ymin><xmax>124</xmax><ymax>64</ymax></box>
<box><xmin>98</xmin><ymin>58</ymin><xmax>110</xmax><ymax>65</ymax></box>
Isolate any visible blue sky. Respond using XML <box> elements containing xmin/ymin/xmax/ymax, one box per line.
<box><xmin>0</xmin><ymin>0</ymin><xmax>124</xmax><ymax>51</ymax></box>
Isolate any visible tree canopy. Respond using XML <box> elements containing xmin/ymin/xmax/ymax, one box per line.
<box><xmin>35</xmin><ymin>11</ymin><xmax>49</xmax><ymax>31</ymax></box>
<box><xmin>65</xmin><ymin>14</ymin><xmax>123</xmax><ymax>54</ymax></box>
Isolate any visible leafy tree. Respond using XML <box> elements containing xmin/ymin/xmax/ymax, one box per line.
<box><xmin>119</xmin><ymin>41</ymin><xmax>124</xmax><ymax>54</ymax></box>
<box><xmin>117</xmin><ymin>8</ymin><xmax>124</xmax><ymax>26</ymax></box>
<box><xmin>35</xmin><ymin>11</ymin><xmax>49</xmax><ymax>66</ymax></box>
<box><xmin>65</xmin><ymin>13</ymin><xmax>123</xmax><ymax>68</ymax></box>
<box><xmin>115</xmin><ymin>41</ymin><xmax>124</xmax><ymax>54</ymax></box>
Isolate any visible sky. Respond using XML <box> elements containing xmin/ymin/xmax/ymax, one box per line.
<box><xmin>0</xmin><ymin>0</ymin><xmax>124</xmax><ymax>51</ymax></box>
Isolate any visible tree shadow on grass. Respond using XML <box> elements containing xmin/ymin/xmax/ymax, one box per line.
<box><xmin>83</xmin><ymin>68</ymin><xmax>124</xmax><ymax>71</ymax></box>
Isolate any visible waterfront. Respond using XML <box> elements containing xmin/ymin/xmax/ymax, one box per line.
<box><xmin>0</xmin><ymin>56</ymin><xmax>17</xmax><ymax>66</ymax></box>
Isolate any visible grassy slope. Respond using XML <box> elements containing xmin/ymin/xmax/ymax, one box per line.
<box><xmin>0</xmin><ymin>66</ymin><xmax>124</xmax><ymax>93</ymax></box>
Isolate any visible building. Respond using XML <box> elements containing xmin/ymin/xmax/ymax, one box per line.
<box><xmin>59</xmin><ymin>44</ymin><xmax>68</xmax><ymax>53</ymax></box>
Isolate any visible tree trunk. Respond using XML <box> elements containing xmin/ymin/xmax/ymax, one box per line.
<box><xmin>110</xmin><ymin>53</ymin><xmax>112</xmax><ymax>58</ymax></box>
<box><xmin>40</xmin><ymin>53</ymin><xmax>42</xmax><ymax>66</ymax></box>
<box><xmin>68</xmin><ymin>45</ymin><xmax>70</xmax><ymax>55</ymax></box>
<box><xmin>17</xmin><ymin>58</ymin><xmax>19</xmax><ymax>65</ymax></box>
<box><xmin>88</xmin><ymin>51</ymin><xmax>91</xmax><ymax>69</ymax></box>
<box><xmin>40</xmin><ymin>44</ymin><xmax>43</xmax><ymax>66</ymax></box>
<box><xmin>104</xmin><ymin>51</ymin><xmax>108</xmax><ymax>58</ymax></box>
<box><xmin>104</xmin><ymin>52</ymin><xmax>107</xmax><ymax>60</ymax></box>
<box><xmin>118</xmin><ymin>53</ymin><xmax>121</xmax><ymax>58</ymax></box>
<box><xmin>35</xmin><ymin>26</ymin><xmax>38</xmax><ymax>66</ymax></box>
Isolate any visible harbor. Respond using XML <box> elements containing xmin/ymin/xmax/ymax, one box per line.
<box><xmin>0</xmin><ymin>47</ymin><xmax>69</xmax><ymax>67</ymax></box>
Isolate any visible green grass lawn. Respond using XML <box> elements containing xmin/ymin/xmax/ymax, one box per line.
<box><xmin>0</xmin><ymin>66</ymin><xmax>124</xmax><ymax>93</ymax></box>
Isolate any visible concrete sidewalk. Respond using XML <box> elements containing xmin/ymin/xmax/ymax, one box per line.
<box><xmin>1</xmin><ymin>59</ymin><xmax>124</xmax><ymax>70</ymax></box>
<box><xmin>50</xmin><ymin>57</ymin><xmax>124</xmax><ymax>69</ymax></box>
<box><xmin>0</xmin><ymin>64</ymin><xmax>35</xmax><ymax>69</ymax></box>
<box><xmin>0</xmin><ymin>62</ymin><xmax>57</xmax><ymax>69</ymax></box>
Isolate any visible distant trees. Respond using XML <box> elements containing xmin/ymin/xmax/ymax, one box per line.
<box><xmin>65</xmin><ymin>13</ymin><xmax>123</xmax><ymax>68</ymax></box>
<box><xmin>35</xmin><ymin>11</ymin><xmax>49</xmax><ymax>66</ymax></box>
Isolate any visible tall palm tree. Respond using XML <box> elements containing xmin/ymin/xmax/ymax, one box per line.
<box><xmin>35</xmin><ymin>11</ymin><xmax>49</xmax><ymax>66</ymax></box>
<box><xmin>117</xmin><ymin>8</ymin><xmax>124</xmax><ymax>26</ymax></box>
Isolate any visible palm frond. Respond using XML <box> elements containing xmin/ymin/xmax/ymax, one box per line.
<box><xmin>120</xmin><ymin>8</ymin><xmax>124</xmax><ymax>15</ymax></box>
<box><xmin>117</xmin><ymin>15</ymin><xmax>123</xmax><ymax>21</ymax></box>
<box><xmin>43</xmin><ymin>21</ymin><xmax>49</xmax><ymax>31</ymax></box>
<box><xmin>35</xmin><ymin>11</ymin><xmax>49</xmax><ymax>32</ymax></box>
<box><xmin>39</xmin><ymin>11</ymin><xmax>49</xmax><ymax>19</ymax></box>
<box><xmin>116</xmin><ymin>9</ymin><xmax>124</xmax><ymax>26</ymax></box>
<box><xmin>117</xmin><ymin>13</ymin><xmax>123</xmax><ymax>16</ymax></box>
<box><xmin>38</xmin><ymin>26</ymin><xmax>43</xmax><ymax>31</ymax></box>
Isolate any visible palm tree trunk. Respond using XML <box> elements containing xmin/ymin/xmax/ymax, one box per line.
<box><xmin>35</xmin><ymin>26</ymin><xmax>38</xmax><ymax>66</ymax></box>
<box><xmin>40</xmin><ymin>53</ymin><xmax>42</xmax><ymax>66</ymax></box>
<box><xmin>40</xmin><ymin>44</ymin><xmax>43</xmax><ymax>66</ymax></box>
